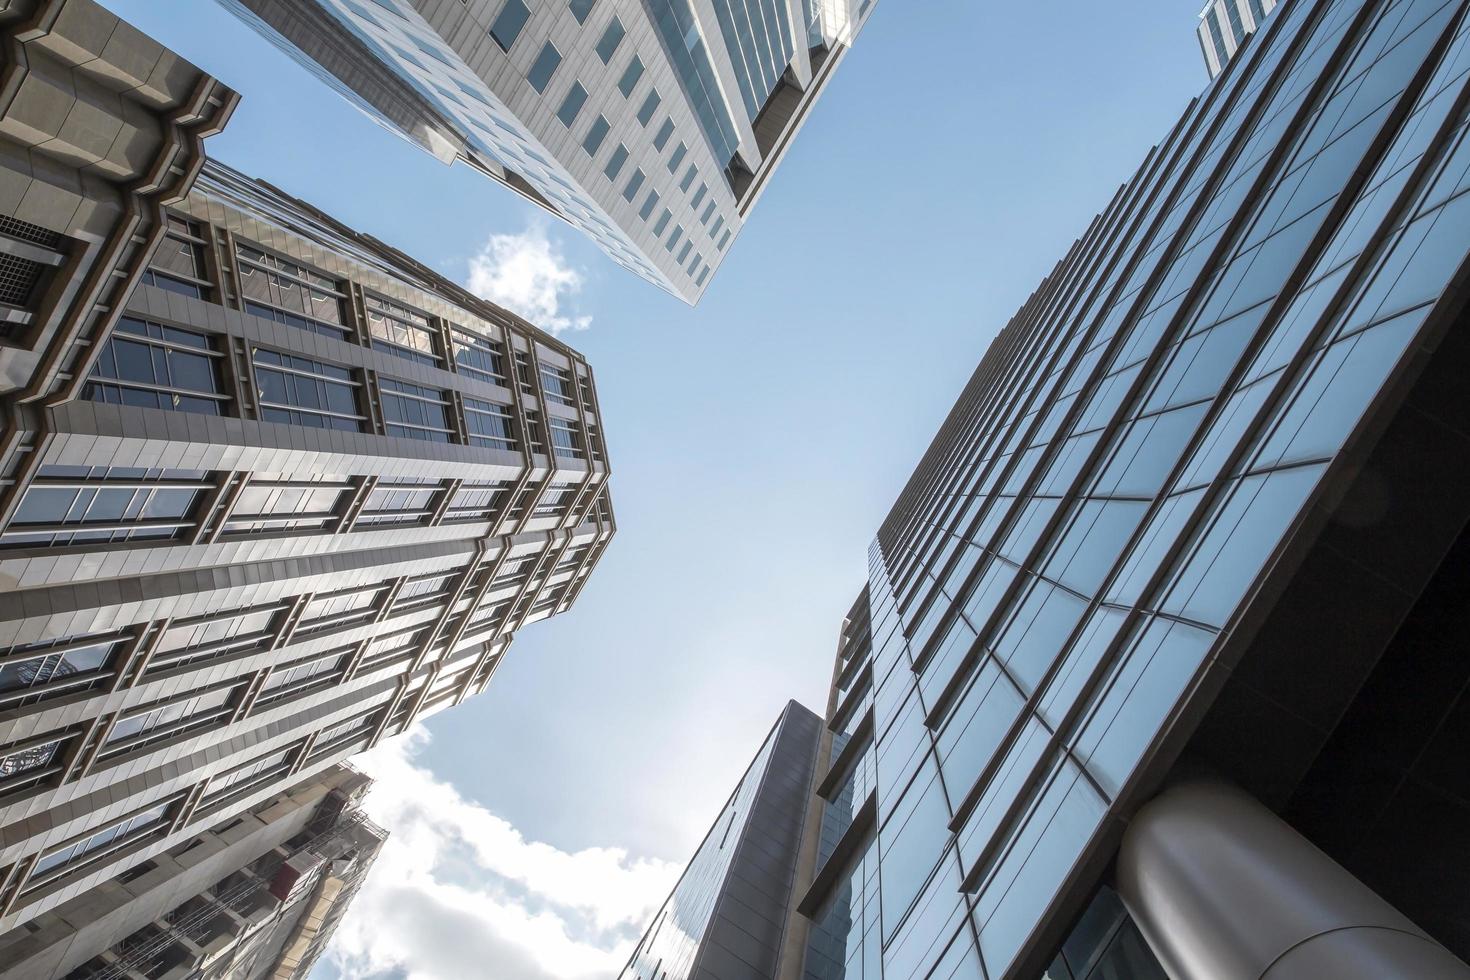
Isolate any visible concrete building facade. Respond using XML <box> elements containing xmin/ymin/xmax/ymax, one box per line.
<box><xmin>215</xmin><ymin>0</ymin><xmax>880</xmax><ymax>303</ymax></box>
<box><xmin>1</xmin><ymin>764</ymin><xmax>384</xmax><ymax>980</ymax></box>
<box><xmin>630</xmin><ymin>0</ymin><xmax>1470</xmax><ymax>976</ymax></box>
<box><xmin>0</xmin><ymin>1</ymin><xmax>612</xmax><ymax>971</ymax></box>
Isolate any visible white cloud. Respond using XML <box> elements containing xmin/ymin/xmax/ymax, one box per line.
<box><xmin>465</xmin><ymin>224</ymin><xmax>592</xmax><ymax>335</ymax></box>
<box><xmin>325</xmin><ymin>726</ymin><xmax>679</xmax><ymax>980</ymax></box>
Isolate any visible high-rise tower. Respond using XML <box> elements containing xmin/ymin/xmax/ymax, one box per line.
<box><xmin>216</xmin><ymin>0</ymin><xmax>880</xmax><ymax>303</ymax></box>
<box><xmin>1198</xmin><ymin>0</ymin><xmax>1279</xmax><ymax>77</ymax></box>
<box><xmin>0</xmin><ymin>1</ymin><xmax>613</xmax><ymax>968</ymax></box>
<box><xmin>633</xmin><ymin>0</ymin><xmax>1470</xmax><ymax>976</ymax></box>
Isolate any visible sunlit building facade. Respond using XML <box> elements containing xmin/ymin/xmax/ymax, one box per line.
<box><xmin>0</xmin><ymin>0</ymin><xmax>612</xmax><ymax>968</ymax></box>
<box><xmin>216</xmin><ymin>0</ymin><xmax>880</xmax><ymax>303</ymax></box>
<box><xmin>632</xmin><ymin>0</ymin><xmax>1470</xmax><ymax>976</ymax></box>
<box><xmin>1198</xmin><ymin>0</ymin><xmax>1280</xmax><ymax>76</ymax></box>
<box><xmin>1</xmin><ymin>765</ymin><xmax>384</xmax><ymax>980</ymax></box>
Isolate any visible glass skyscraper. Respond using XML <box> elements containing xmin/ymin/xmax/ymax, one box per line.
<box><xmin>1198</xmin><ymin>0</ymin><xmax>1281</xmax><ymax>77</ymax></box>
<box><xmin>630</xmin><ymin>0</ymin><xmax>1470</xmax><ymax>976</ymax></box>
<box><xmin>215</xmin><ymin>0</ymin><xmax>880</xmax><ymax>303</ymax></box>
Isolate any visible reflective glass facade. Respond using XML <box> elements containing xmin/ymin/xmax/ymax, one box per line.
<box><xmin>635</xmin><ymin>0</ymin><xmax>1470</xmax><ymax>976</ymax></box>
<box><xmin>218</xmin><ymin>0</ymin><xmax>879</xmax><ymax>303</ymax></box>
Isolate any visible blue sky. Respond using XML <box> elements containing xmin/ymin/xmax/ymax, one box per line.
<box><xmin>101</xmin><ymin>2</ymin><xmax>1207</xmax><ymax>976</ymax></box>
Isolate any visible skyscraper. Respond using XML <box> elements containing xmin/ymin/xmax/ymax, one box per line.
<box><xmin>632</xmin><ymin>0</ymin><xmax>1470</xmax><ymax>976</ymax></box>
<box><xmin>0</xmin><ymin>0</ymin><xmax>612</xmax><ymax>963</ymax></box>
<box><xmin>1198</xmin><ymin>0</ymin><xmax>1279</xmax><ymax>77</ymax></box>
<box><xmin>0</xmin><ymin>764</ymin><xmax>384</xmax><ymax>980</ymax></box>
<box><xmin>215</xmin><ymin>0</ymin><xmax>881</xmax><ymax>303</ymax></box>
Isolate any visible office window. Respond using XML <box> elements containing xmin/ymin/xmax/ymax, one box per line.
<box><xmin>653</xmin><ymin>209</ymin><xmax>672</xmax><ymax>236</ymax></box>
<box><xmin>690</xmin><ymin>183</ymin><xmax>707</xmax><ymax>210</ymax></box>
<box><xmin>5</xmin><ymin>468</ymin><xmax>205</xmax><ymax>549</ymax></box>
<box><xmin>668</xmin><ymin>141</ymin><xmax>688</xmax><ymax>174</ymax></box>
<box><xmin>31</xmin><ymin>801</ymin><xmax>171</xmax><ymax>880</ymax></box>
<box><xmin>604</xmin><ymin>144</ymin><xmax>630</xmax><ymax>179</ymax></box>
<box><xmin>142</xmin><ymin>215</ymin><xmax>208</xmax><ymax>298</ymax></box>
<box><xmin>623</xmin><ymin>168</ymin><xmax>646</xmax><ymax>203</ymax></box>
<box><xmin>528</xmin><ymin>41</ymin><xmax>562</xmax><ymax>92</ymax></box>
<box><xmin>557</xmin><ymin>82</ymin><xmax>588</xmax><ymax>126</ymax></box>
<box><xmin>583</xmin><ymin>114</ymin><xmax>611</xmax><ymax>155</ymax></box>
<box><xmin>549</xmin><ymin>417</ymin><xmax>585</xmax><ymax>459</ymax></box>
<box><xmin>653</xmin><ymin>118</ymin><xmax>675</xmax><ymax>150</ymax></box>
<box><xmin>0</xmin><ymin>634</ymin><xmax>124</xmax><ymax>705</ymax></box>
<box><xmin>640</xmin><ymin>190</ymin><xmax>660</xmax><ymax>220</ymax></box>
<box><xmin>709</xmin><ymin>215</ymin><xmax>725</xmax><ymax>239</ymax></box>
<box><xmin>366</xmin><ymin>295</ymin><xmax>442</xmax><ymax>367</ymax></box>
<box><xmin>677</xmin><ymin>240</ymin><xmax>693</xmax><ymax>264</ymax></box>
<box><xmin>380</xmin><ymin>379</ymin><xmax>455</xmax><ymax>443</ymax></box>
<box><xmin>538</xmin><ymin>365</ymin><xmax>575</xmax><ymax>405</ymax></box>
<box><xmin>464</xmin><ymin>397</ymin><xmax>518</xmax><ymax>451</ymax></box>
<box><xmin>253</xmin><ymin>349</ymin><xmax>364</xmax><ymax>432</ymax></box>
<box><xmin>700</xmin><ymin>200</ymin><xmax>717</xmax><ymax>226</ymax></box>
<box><xmin>718</xmin><ymin>229</ymin><xmax>732</xmax><ymax>250</ymax></box>
<box><xmin>0</xmin><ymin>737</ymin><xmax>64</xmax><ymax>782</ymax></box>
<box><xmin>106</xmin><ymin>686</ymin><xmax>236</xmax><ymax>750</ymax></box>
<box><xmin>569</xmin><ymin>0</ymin><xmax>595</xmax><ymax>22</ymax></box>
<box><xmin>452</xmin><ymin>328</ymin><xmax>507</xmax><ymax>385</ymax></box>
<box><xmin>687</xmin><ymin>251</ymin><xmax>701</xmax><ymax>274</ymax></box>
<box><xmin>85</xmin><ymin>318</ymin><xmax>225</xmax><ymax>416</ymax></box>
<box><xmin>596</xmin><ymin>17</ymin><xmax>625</xmax><ymax>63</ymax></box>
<box><xmin>617</xmin><ymin>55</ymin><xmax>645</xmax><ymax>97</ymax></box>
<box><xmin>637</xmin><ymin>89</ymin><xmax>660</xmax><ymax>125</ymax></box>
<box><xmin>667</xmin><ymin>225</ymin><xmax>684</xmax><ymax>251</ymax></box>
<box><xmin>224</xmin><ymin>476</ymin><xmax>349</xmax><ymax>536</ymax></box>
<box><xmin>236</xmin><ymin>243</ymin><xmax>347</xmax><ymax>338</ymax></box>
<box><xmin>680</xmin><ymin>165</ymin><xmax>697</xmax><ymax>192</ymax></box>
<box><xmin>695</xmin><ymin>266</ymin><xmax>710</xmax><ymax>287</ymax></box>
<box><xmin>490</xmin><ymin>0</ymin><xmax>531</xmax><ymax>51</ymax></box>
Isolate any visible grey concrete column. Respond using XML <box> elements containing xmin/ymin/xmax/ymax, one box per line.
<box><xmin>1116</xmin><ymin>779</ymin><xmax>1470</xmax><ymax>980</ymax></box>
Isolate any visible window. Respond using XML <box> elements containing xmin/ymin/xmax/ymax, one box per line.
<box><xmin>653</xmin><ymin>209</ymin><xmax>672</xmax><ymax>236</ymax></box>
<box><xmin>489</xmin><ymin>0</ymin><xmax>531</xmax><ymax>51</ymax></box>
<box><xmin>568</xmin><ymin>0</ymin><xmax>595</xmax><ymax>23</ymax></box>
<box><xmin>5</xmin><ymin>468</ymin><xmax>205</xmax><ymax>548</ymax></box>
<box><xmin>667</xmin><ymin>141</ymin><xmax>688</xmax><ymax>173</ymax></box>
<box><xmin>366</xmin><ymin>295</ymin><xmax>442</xmax><ymax>367</ymax></box>
<box><xmin>528</xmin><ymin>41</ymin><xmax>562</xmax><ymax>92</ymax></box>
<box><xmin>595</xmin><ymin>17</ymin><xmax>625</xmax><ymax>63</ymax></box>
<box><xmin>235</xmin><ymin>243</ymin><xmax>347</xmax><ymax>338</ymax></box>
<box><xmin>700</xmin><ymin>200</ymin><xmax>717</xmax><ymax>225</ymax></box>
<box><xmin>640</xmin><ymin>190</ymin><xmax>660</xmax><ymax>220</ymax></box>
<box><xmin>380</xmin><ymin>378</ymin><xmax>455</xmax><ymax>443</ymax></box>
<box><xmin>0</xmin><ymin>737</ymin><xmax>63</xmax><ymax>782</ymax></box>
<box><xmin>637</xmin><ymin>89</ymin><xmax>660</xmax><ymax>126</ymax></box>
<box><xmin>680</xmin><ymin>164</ymin><xmax>697</xmax><ymax>192</ymax></box>
<box><xmin>557</xmin><ymin>82</ymin><xmax>588</xmax><ymax>126</ymax></box>
<box><xmin>202</xmin><ymin>747</ymin><xmax>295</xmax><ymax>805</ymax></box>
<box><xmin>710</xmin><ymin>215</ymin><xmax>725</xmax><ymax>239</ymax></box>
<box><xmin>719</xmin><ymin>229</ymin><xmax>732</xmax><ymax>250</ymax></box>
<box><xmin>604</xmin><ymin>144</ymin><xmax>630</xmax><ymax>180</ymax></box>
<box><xmin>85</xmin><ymin>318</ymin><xmax>225</xmax><ymax>416</ymax></box>
<box><xmin>225</xmin><ymin>476</ymin><xmax>349</xmax><ymax>535</ymax></box>
<box><xmin>31</xmin><ymin>801</ymin><xmax>172</xmax><ymax>881</ymax></box>
<box><xmin>687</xmin><ymin>251</ymin><xmax>701</xmax><ymax>275</ymax></box>
<box><xmin>583</xmin><ymin>115</ymin><xmax>611</xmax><ymax>155</ymax></box>
<box><xmin>690</xmin><ymin>183</ymin><xmax>707</xmax><ymax>210</ymax></box>
<box><xmin>667</xmin><ymin>225</ymin><xmax>684</xmax><ymax>251</ymax></box>
<box><xmin>143</xmin><ymin>215</ymin><xmax>208</xmax><ymax>298</ymax></box>
<box><xmin>253</xmin><ymin>349</ymin><xmax>363</xmax><ymax>431</ymax></box>
<box><xmin>677</xmin><ymin>240</ymin><xmax>693</xmax><ymax>264</ymax></box>
<box><xmin>695</xmin><ymin>265</ymin><xmax>710</xmax><ymax>287</ymax></box>
<box><xmin>653</xmin><ymin>118</ymin><xmax>675</xmax><ymax>151</ymax></box>
<box><xmin>623</xmin><ymin>168</ymin><xmax>646</xmax><ymax>203</ymax></box>
<box><xmin>549</xmin><ymin>417</ymin><xmax>585</xmax><ymax>459</ymax></box>
<box><xmin>0</xmin><ymin>634</ymin><xmax>123</xmax><ymax>704</ymax></box>
<box><xmin>538</xmin><ymin>364</ymin><xmax>575</xmax><ymax>405</ymax></box>
<box><xmin>106</xmin><ymin>687</ymin><xmax>236</xmax><ymax>750</ymax></box>
<box><xmin>452</xmin><ymin>328</ymin><xmax>507</xmax><ymax>385</ymax></box>
<box><xmin>617</xmin><ymin>55</ymin><xmax>644</xmax><ymax>96</ymax></box>
<box><xmin>465</xmin><ymin>398</ymin><xmax>518</xmax><ymax>451</ymax></box>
